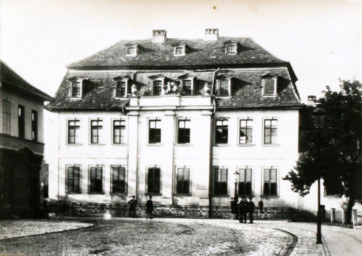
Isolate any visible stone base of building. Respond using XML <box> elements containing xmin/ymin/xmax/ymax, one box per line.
<box><xmin>48</xmin><ymin>201</ymin><xmax>293</xmax><ymax>220</ymax></box>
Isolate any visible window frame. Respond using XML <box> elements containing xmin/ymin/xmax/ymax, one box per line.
<box><xmin>18</xmin><ymin>105</ymin><xmax>25</xmax><ymax>138</ymax></box>
<box><xmin>262</xmin><ymin>77</ymin><xmax>278</xmax><ymax>97</ymax></box>
<box><xmin>215</xmin><ymin>78</ymin><xmax>232</xmax><ymax>96</ymax></box>
<box><xmin>175</xmin><ymin>166</ymin><xmax>191</xmax><ymax>195</ymax></box>
<box><xmin>153</xmin><ymin>79</ymin><xmax>163</xmax><ymax>96</ymax></box>
<box><xmin>126</xmin><ymin>45</ymin><xmax>137</xmax><ymax>56</ymax></box>
<box><xmin>213</xmin><ymin>166</ymin><xmax>228</xmax><ymax>196</ymax></box>
<box><xmin>225</xmin><ymin>43</ymin><xmax>237</xmax><ymax>54</ymax></box>
<box><xmin>177</xmin><ymin>119</ymin><xmax>191</xmax><ymax>144</ymax></box>
<box><xmin>239</xmin><ymin>118</ymin><xmax>253</xmax><ymax>145</ymax></box>
<box><xmin>263</xmin><ymin>118</ymin><xmax>278</xmax><ymax>145</ymax></box>
<box><xmin>88</xmin><ymin>165</ymin><xmax>104</xmax><ymax>194</ymax></box>
<box><xmin>65</xmin><ymin>164</ymin><xmax>81</xmax><ymax>194</ymax></box>
<box><xmin>148</xmin><ymin>119</ymin><xmax>162</xmax><ymax>144</ymax></box>
<box><xmin>115</xmin><ymin>81</ymin><xmax>127</xmax><ymax>98</ymax></box>
<box><xmin>174</xmin><ymin>45</ymin><xmax>186</xmax><ymax>56</ymax></box>
<box><xmin>90</xmin><ymin>118</ymin><xmax>103</xmax><ymax>144</ymax></box>
<box><xmin>67</xmin><ymin>119</ymin><xmax>80</xmax><ymax>144</ymax></box>
<box><xmin>113</xmin><ymin>119</ymin><xmax>126</xmax><ymax>144</ymax></box>
<box><xmin>111</xmin><ymin>165</ymin><xmax>127</xmax><ymax>194</ymax></box>
<box><xmin>3</xmin><ymin>99</ymin><xmax>11</xmax><ymax>134</ymax></box>
<box><xmin>31</xmin><ymin>110</ymin><xmax>38</xmax><ymax>142</ymax></box>
<box><xmin>237</xmin><ymin>167</ymin><xmax>253</xmax><ymax>196</ymax></box>
<box><xmin>262</xmin><ymin>167</ymin><xmax>278</xmax><ymax>196</ymax></box>
<box><xmin>215</xmin><ymin>118</ymin><xmax>229</xmax><ymax>145</ymax></box>
<box><xmin>146</xmin><ymin>166</ymin><xmax>162</xmax><ymax>195</ymax></box>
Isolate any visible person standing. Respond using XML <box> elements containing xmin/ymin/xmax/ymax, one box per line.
<box><xmin>239</xmin><ymin>197</ymin><xmax>248</xmax><ymax>223</ymax></box>
<box><xmin>128</xmin><ymin>195</ymin><xmax>137</xmax><ymax>218</ymax></box>
<box><xmin>258</xmin><ymin>198</ymin><xmax>264</xmax><ymax>214</ymax></box>
<box><xmin>248</xmin><ymin>197</ymin><xmax>255</xmax><ymax>224</ymax></box>
<box><xmin>146</xmin><ymin>196</ymin><xmax>154</xmax><ymax>219</ymax></box>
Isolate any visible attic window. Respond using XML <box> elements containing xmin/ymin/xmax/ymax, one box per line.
<box><xmin>114</xmin><ymin>77</ymin><xmax>130</xmax><ymax>98</ymax></box>
<box><xmin>225</xmin><ymin>43</ymin><xmax>237</xmax><ymax>54</ymax></box>
<box><xmin>126</xmin><ymin>46</ymin><xmax>137</xmax><ymax>56</ymax></box>
<box><xmin>174</xmin><ymin>45</ymin><xmax>186</xmax><ymax>56</ymax></box>
<box><xmin>178</xmin><ymin>74</ymin><xmax>196</xmax><ymax>96</ymax></box>
<box><xmin>153</xmin><ymin>80</ymin><xmax>163</xmax><ymax>96</ymax></box>
<box><xmin>71</xmin><ymin>81</ymin><xmax>81</xmax><ymax>98</ymax></box>
<box><xmin>262</xmin><ymin>76</ymin><xmax>278</xmax><ymax>97</ymax></box>
<box><xmin>215</xmin><ymin>77</ymin><xmax>232</xmax><ymax>96</ymax></box>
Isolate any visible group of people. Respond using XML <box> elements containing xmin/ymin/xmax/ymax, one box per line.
<box><xmin>128</xmin><ymin>195</ymin><xmax>154</xmax><ymax>219</ymax></box>
<box><xmin>231</xmin><ymin>197</ymin><xmax>263</xmax><ymax>224</ymax></box>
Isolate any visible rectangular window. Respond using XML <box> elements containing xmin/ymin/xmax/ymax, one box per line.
<box><xmin>71</xmin><ymin>81</ymin><xmax>81</xmax><ymax>97</ymax></box>
<box><xmin>2</xmin><ymin>99</ymin><xmax>10</xmax><ymax>134</ymax></box>
<box><xmin>147</xmin><ymin>167</ymin><xmax>161</xmax><ymax>194</ymax></box>
<box><xmin>264</xmin><ymin>119</ymin><xmax>278</xmax><ymax>144</ymax></box>
<box><xmin>216</xmin><ymin>79</ymin><xmax>230</xmax><ymax>96</ymax></box>
<box><xmin>66</xmin><ymin>165</ymin><xmax>81</xmax><ymax>194</ymax></box>
<box><xmin>175</xmin><ymin>46</ymin><xmax>184</xmax><ymax>55</ymax></box>
<box><xmin>178</xmin><ymin>119</ymin><xmax>190</xmax><ymax>144</ymax></box>
<box><xmin>113</xmin><ymin>120</ymin><xmax>125</xmax><ymax>144</ymax></box>
<box><xmin>214</xmin><ymin>167</ymin><xmax>228</xmax><ymax>196</ymax></box>
<box><xmin>116</xmin><ymin>81</ymin><xmax>126</xmax><ymax>97</ymax></box>
<box><xmin>91</xmin><ymin>119</ymin><xmax>103</xmax><ymax>144</ymax></box>
<box><xmin>264</xmin><ymin>168</ymin><xmax>277</xmax><ymax>196</ymax></box>
<box><xmin>18</xmin><ymin>105</ymin><xmax>25</xmax><ymax>138</ymax></box>
<box><xmin>240</xmin><ymin>119</ymin><xmax>253</xmax><ymax>144</ymax></box>
<box><xmin>183</xmin><ymin>80</ymin><xmax>192</xmax><ymax>95</ymax></box>
<box><xmin>111</xmin><ymin>166</ymin><xmax>126</xmax><ymax>194</ymax></box>
<box><xmin>68</xmin><ymin>119</ymin><xmax>80</xmax><ymax>144</ymax></box>
<box><xmin>238</xmin><ymin>168</ymin><xmax>252</xmax><ymax>196</ymax></box>
<box><xmin>176</xmin><ymin>167</ymin><xmax>190</xmax><ymax>194</ymax></box>
<box><xmin>89</xmin><ymin>166</ymin><xmax>103</xmax><ymax>194</ymax></box>
<box><xmin>263</xmin><ymin>78</ymin><xmax>276</xmax><ymax>96</ymax></box>
<box><xmin>226</xmin><ymin>44</ymin><xmax>236</xmax><ymax>54</ymax></box>
<box><xmin>127</xmin><ymin>46</ymin><xmax>136</xmax><ymax>55</ymax></box>
<box><xmin>149</xmin><ymin>119</ymin><xmax>161</xmax><ymax>144</ymax></box>
<box><xmin>31</xmin><ymin>110</ymin><xmax>38</xmax><ymax>142</ymax></box>
<box><xmin>153</xmin><ymin>80</ymin><xmax>162</xmax><ymax>96</ymax></box>
<box><xmin>215</xmin><ymin>119</ymin><xmax>228</xmax><ymax>144</ymax></box>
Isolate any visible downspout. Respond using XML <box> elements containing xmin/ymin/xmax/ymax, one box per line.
<box><xmin>208</xmin><ymin>68</ymin><xmax>219</xmax><ymax>218</ymax></box>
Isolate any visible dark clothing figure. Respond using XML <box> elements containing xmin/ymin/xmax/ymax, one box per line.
<box><xmin>258</xmin><ymin>199</ymin><xmax>264</xmax><ymax>214</ymax></box>
<box><xmin>230</xmin><ymin>199</ymin><xmax>237</xmax><ymax>219</ymax></box>
<box><xmin>239</xmin><ymin>198</ymin><xmax>248</xmax><ymax>223</ymax></box>
<box><xmin>128</xmin><ymin>197</ymin><xmax>137</xmax><ymax>218</ymax></box>
<box><xmin>248</xmin><ymin>199</ymin><xmax>255</xmax><ymax>223</ymax></box>
<box><xmin>146</xmin><ymin>196</ymin><xmax>154</xmax><ymax>219</ymax></box>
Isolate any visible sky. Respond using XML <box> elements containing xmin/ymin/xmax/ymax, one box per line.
<box><xmin>1</xmin><ymin>0</ymin><xmax>362</xmax><ymax>101</ymax></box>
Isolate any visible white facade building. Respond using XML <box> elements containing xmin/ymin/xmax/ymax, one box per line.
<box><xmin>47</xmin><ymin>29</ymin><xmax>305</xmax><ymax>217</ymax></box>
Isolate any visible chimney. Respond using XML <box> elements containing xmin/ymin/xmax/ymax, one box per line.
<box><xmin>204</xmin><ymin>28</ymin><xmax>219</xmax><ymax>41</ymax></box>
<box><xmin>152</xmin><ymin>30</ymin><xmax>167</xmax><ymax>43</ymax></box>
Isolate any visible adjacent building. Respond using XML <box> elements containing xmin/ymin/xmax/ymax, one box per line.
<box><xmin>47</xmin><ymin>29</ymin><xmax>304</xmax><ymax>217</ymax></box>
<box><xmin>0</xmin><ymin>61</ymin><xmax>53</xmax><ymax>218</ymax></box>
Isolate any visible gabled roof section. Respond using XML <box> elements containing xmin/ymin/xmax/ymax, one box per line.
<box><xmin>67</xmin><ymin>37</ymin><xmax>292</xmax><ymax>74</ymax></box>
<box><xmin>0</xmin><ymin>61</ymin><xmax>53</xmax><ymax>101</ymax></box>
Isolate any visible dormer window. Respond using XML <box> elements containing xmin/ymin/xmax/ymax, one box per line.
<box><xmin>174</xmin><ymin>44</ymin><xmax>186</xmax><ymax>56</ymax></box>
<box><xmin>114</xmin><ymin>76</ymin><xmax>130</xmax><ymax>98</ymax></box>
<box><xmin>178</xmin><ymin>74</ymin><xmax>196</xmax><ymax>96</ymax></box>
<box><xmin>225</xmin><ymin>42</ymin><xmax>237</xmax><ymax>55</ymax></box>
<box><xmin>261</xmin><ymin>74</ymin><xmax>278</xmax><ymax>97</ymax></box>
<box><xmin>149</xmin><ymin>75</ymin><xmax>166</xmax><ymax>96</ymax></box>
<box><xmin>126</xmin><ymin>44</ymin><xmax>138</xmax><ymax>56</ymax></box>
<box><xmin>68</xmin><ymin>77</ymin><xmax>85</xmax><ymax>99</ymax></box>
<box><xmin>215</xmin><ymin>76</ymin><xmax>232</xmax><ymax>96</ymax></box>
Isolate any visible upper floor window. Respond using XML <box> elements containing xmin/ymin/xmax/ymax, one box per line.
<box><xmin>264</xmin><ymin>118</ymin><xmax>278</xmax><ymax>144</ymax></box>
<box><xmin>66</xmin><ymin>165</ymin><xmax>81</xmax><ymax>194</ymax></box>
<box><xmin>31</xmin><ymin>110</ymin><xmax>38</xmax><ymax>142</ymax></box>
<box><xmin>176</xmin><ymin>167</ymin><xmax>190</xmax><ymax>194</ymax></box>
<box><xmin>147</xmin><ymin>167</ymin><xmax>161</xmax><ymax>194</ymax></box>
<box><xmin>153</xmin><ymin>80</ymin><xmax>163</xmax><ymax>96</ymax></box>
<box><xmin>116</xmin><ymin>81</ymin><xmax>127</xmax><ymax>97</ymax></box>
<box><xmin>68</xmin><ymin>119</ymin><xmax>80</xmax><ymax>144</ymax></box>
<box><xmin>262</xmin><ymin>76</ymin><xmax>278</xmax><ymax>96</ymax></box>
<box><xmin>18</xmin><ymin>105</ymin><xmax>25</xmax><ymax>138</ymax></box>
<box><xmin>89</xmin><ymin>166</ymin><xmax>103</xmax><ymax>194</ymax></box>
<box><xmin>126</xmin><ymin>46</ymin><xmax>137</xmax><ymax>56</ymax></box>
<box><xmin>2</xmin><ymin>99</ymin><xmax>10</xmax><ymax>134</ymax></box>
<box><xmin>149</xmin><ymin>119</ymin><xmax>161</xmax><ymax>144</ymax></box>
<box><xmin>238</xmin><ymin>168</ymin><xmax>252</xmax><ymax>196</ymax></box>
<box><xmin>226</xmin><ymin>43</ymin><xmax>237</xmax><ymax>54</ymax></box>
<box><xmin>111</xmin><ymin>166</ymin><xmax>126</xmax><ymax>194</ymax></box>
<box><xmin>215</xmin><ymin>78</ymin><xmax>231</xmax><ymax>96</ymax></box>
<box><xmin>263</xmin><ymin>168</ymin><xmax>278</xmax><ymax>196</ymax></box>
<box><xmin>113</xmin><ymin>120</ymin><xmax>126</xmax><ymax>144</ymax></box>
<box><xmin>71</xmin><ymin>81</ymin><xmax>82</xmax><ymax>98</ymax></box>
<box><xmin>239</xmin><ymin>119</ymin><xmax>253</xmax><ymax>144</ymax></box>
<box><xmin>91</xmin><ymin>119</ymin><xmax>103</xmax><ymax>144</ymax></box>
<box><xmin>174</xmin><ymin>45</ymin><xmax>186</xmax><ymax>56</ymax></box>
<box><xmin>178</xmin><ymin>119</ymin><xmax>191</xmax><ymax>144</ymax></box>
<box><xmin>214</xmin><ymin>167</ymin><xmax>228</xmax><ymax>196</ymax></box>
<box><xmin>183</xmin><ymin>80</ymin><xmax>192</xmax><ymax>95</ymax></box>
<box><xmin>215</xmin><ymin>119</ymin><xmax>228</xmax><ymax>144</ymax></box>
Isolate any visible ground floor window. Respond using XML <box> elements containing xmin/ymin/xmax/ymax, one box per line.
<box><xmin>111</xmin><ymin>166</ymin><xmax>126</xmax><ymax>194</ymax></box>
<box><xmin>147</xmin><ymin>167</ymin><xmax>161</xmax><ymax>194</ymax></box>
<box><xmin>263</xmin><ymin>168</ymin><xmax>277</xmax><ymax>196</ymax></box>
<box><xmin>238</xmin><ymin>168</ymin><xmax>252</xmax><ymax>196</ymax></box>
<box><xmin>214</xmin><ymin>167</ymin><xmax>228</xmax><ymax>196</ymax></box>
<box><xmin>89</xmin><ymin>166</ymin><xmax>103</xmax><ymax>194</ymax></box>
<box><xmin>66</xmin><ymin>165</ymin><xmax>81</xmax><ymax>194</ymax></box>
<box><xmin>176</xmin><ymin>167</ymin><xmax>190</xmax><ymax>194</ymax></box>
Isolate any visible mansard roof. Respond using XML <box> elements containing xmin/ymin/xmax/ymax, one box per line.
<box><xmin>67</xmin><ymin>37</ymin><xmax>295</xmax><ymax>78</ymax></box>
<box><xmin>0</xmin><ymin>61</ymin><xmax>53</xmax><ymax>101</ymax></box>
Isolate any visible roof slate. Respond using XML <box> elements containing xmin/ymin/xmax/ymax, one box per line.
<box><xmin>68</xmin><ymin>37</ymin><xmax>288</xmax><ymax>69</ymax></box>
<box><xmin>1</xmin><ymin>61</ymin><xmax>53</xmax><ymax>101</ymax></box>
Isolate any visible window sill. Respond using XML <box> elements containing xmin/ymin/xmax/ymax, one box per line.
<box><xmin>145</xmin><ymin>193</ymin><xmax>162</xmax><ymax>196</ymax></box>
<box><xmin>215</xmin><ymin>96</ymin><xmax>232</xmax><ymax>99</ymax></box>
<box><xmin>70</xmin><ymin>97</ymin><xmax>82</xmax><ymax>100</ymax></box>
<box><xmin>237</xmin><ymin>143</ymin><xmax>255</xmax><ymax>147</ymax></box>
<box><xmin>175</xmin><ymin>143</ymin><xmax>193</xmax><ymax>147</ymax></box>
<box><xmin>147</xmin><ymin>143</ymin><xmax>163</xmax><ymax>147</ymax></box>
<box><xmin>262</xmin><ymin>195</ymin><xmax>279</xmax><ymax>198</ymax></box>
<box><xmin>89</xmin><ymin>143</ymin><xmax>106</xmax><ymax>146</ymax></box>
<box><xmin>214</xmin><ymin>144</ymin><xmax>231</xmax><ymax>147</ymax></box>
<box><xmin>111</xmin><ymin>193</ymin><xmax>127</xmax><ymax>196</ymax></box>
<box><xmin>88</xmin><ymin>193</ymin><xmax>105</xmax><ymax>195</ymax></box>
<box><xmin>67</xmin><ymin>143</ymin><xmax>82</xmax><ymax>146</ymax></box>
<box><xmin>173</xmin><ymin>193</ymin><xmax>192</xmax><ymax>197</ymax></box>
